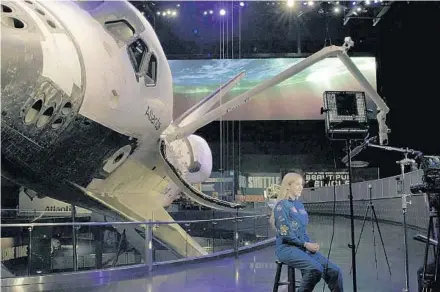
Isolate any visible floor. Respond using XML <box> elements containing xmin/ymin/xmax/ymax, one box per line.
<box><xmin>54</xmin><ymin>215</ymin><xmax>430</xmax><ymax>291</ymax></box>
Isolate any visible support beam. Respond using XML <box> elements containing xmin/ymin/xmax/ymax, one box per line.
<box><xmin>373</xmin><ymin>5</ymin><xmax>391</xmax><ymax>26</ymax></box>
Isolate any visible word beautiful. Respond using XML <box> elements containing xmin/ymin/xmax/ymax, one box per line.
<box><xmin>305</xmin><ymin>171</ymin><xmax>349</xmax><ymax>188</ymax></box>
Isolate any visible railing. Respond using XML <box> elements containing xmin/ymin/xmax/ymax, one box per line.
<box><xmin>301</xmin><ymin>169</ymin><xmax>429</xmax><ymax>230</ymax></box>
<box><xmin>0</xmin><ymin>169</ymin><xmax>430</xmax><ymax>284</ymax></box>
<box><xmin>1</xmin><ymin>214</ymin><xmax>275</xmax><ymax>279</ymax></box>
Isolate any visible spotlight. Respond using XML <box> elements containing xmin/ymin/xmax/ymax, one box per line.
<box><xmin>209</xmin><ymin>10</ymin><xmax>213</xmax><ymax>14</ymax></box>
<box><xmin>356</xmin><ymin>6</ymin><xmax>362</xmax><ymax>12</ymax></box>
<box><xmin>239</xmin><ymin>1</ymin><xmax>244</xmax><ymax>7</ymax></box>
<box><xmin>219</xmin><ymin>9</ymin><xmax>226</xmax><ymax>16</ymax></box>
<box><xmin>156</xmin><ymin>11</ymin><xmax>160</xmax><ymax>15</ymax></box>
<box><xmin>352</xmin><ymin>1</ymin><xmax>357</xmax><ymax>5</ymax></box>
<box><xmin>336</xmin><ymin>1</ymin><xmax>340</xmax><ymax>3</ymax></box>
<box><xmin>203</xmin><ymin>11</ymin><xmax>207</xmax><ymax>15</ymax></box>
<box><xmin>177</xmin><ymin>4</ymin><xmax>180</xmax><ymax>7</ymax></box>
<box><xmin>167</xmin><ymin>10</ymin><xmax>171</xmax><ymax>15</ymax></box>
<box><xmin>365</xmin><ymin>0</ymin><xmax>371</xmax><ymax>4</ymax></box>
<box><xmin>287</xmin><ymin>0</ymin><xmax>294</xmax><ymax>7</ymax></box>
<box><xmin>322</xmin><ymin>91</ymin><xmax>369</xmax><ymax>140</ymax></box>
<box><xmin>171</xmin><ymin>10</ymin><xmax>177</xmax><ymax>16</ymax></box>
<box><xmin>308</xmin><ymin>1</ymin><xmax>314</xmax><ymax>6</ymax></box>
<box><xmin>334</xmin><ymin>7</ymin><xmax>340</xmax><ymax>13</ymax></box>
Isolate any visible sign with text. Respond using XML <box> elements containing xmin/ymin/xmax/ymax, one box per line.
<box><xmin>19</xmin><ymin>191</ymin><xmax>92</xmax><ymax>217</ymax></box>
<box><xmin>239</xmin><ymin>173</ymin><xmax>281</xmax><ymax>189</ymax></box>
<box><xmin>1</xmin><ymin>238</ymin><xmax>28</xmax><ymax>261</ymax></box>
<box><xmin>304</xmin><ymin>171</ymin><xmax>349</xmax><ymax>188</ymax></box>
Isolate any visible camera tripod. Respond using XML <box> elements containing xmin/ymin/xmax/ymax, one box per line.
<box><xmin>351</xmin><ymin>184</ymin><xmax>392</xmax><ymax>278</ymax></box>
<box><xmin>367</xmin><ymin>143</ymin><xmax>420</xmax><ymax>292</ymax></box>
<box><xmin>420</xmin><ymin>200</ymin><xmax>440</xmax><ymax>292</ymax></box>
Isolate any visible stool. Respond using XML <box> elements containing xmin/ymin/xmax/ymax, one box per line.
<box><xmin>273</xmin><ymin>261</ymin><xmax>300</xmax><ymax>292</ymax></box>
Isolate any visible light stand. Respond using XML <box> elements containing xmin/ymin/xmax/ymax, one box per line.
<box><xmin>397</xmin><ymin>155</ymin><xmax>415</xmax><ymax>292</ymax></box>
<box><xmin>322</xmin><ymin>91</ymin><xmax>370</xmax><ymax>292</ymax></box>
<box><xmin>366</xmin><ymin>143</ymin><xmax>418</xmax><ymax>292</ymax></box>
<box><xmin>346</xmin><ymin>139</ymin><xmax>358</xmax><ymax>292</ymax></box>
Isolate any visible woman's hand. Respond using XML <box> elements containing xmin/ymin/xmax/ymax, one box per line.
<box><xmin>304</xmin><ymin>242</ymin><xmax>320</xmax><ymax>253</ymax></box>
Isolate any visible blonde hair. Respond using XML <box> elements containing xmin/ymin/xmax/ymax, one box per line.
<box><xmin>269</xmin><ymin>172</ymin><xmax>303</xmax><ymax>229</ymax></box>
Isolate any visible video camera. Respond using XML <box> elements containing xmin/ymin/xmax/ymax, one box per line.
<box><xmin>410</xmin><ymin>155</ymin><xmax>440</xmax><ymax>198</ymax></box>
<box><xmin>410</xmin><ymin>155</ymin><xmax>440</xmax><ymax>291</ymax></box>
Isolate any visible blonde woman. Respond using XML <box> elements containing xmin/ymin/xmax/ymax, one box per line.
<box><xmin>272</xmin><ymin>172</ymin><xmax>343</xmax><ymax>292</ymax></box>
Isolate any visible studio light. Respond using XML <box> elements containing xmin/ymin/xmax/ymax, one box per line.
<box><xmin>322</xmin><ymin>91</ymin><xmax>369</xmax><ymax>141</ymax></box>
<box><xmin>240</xmin><ymin>2</ymin><xmax>244</xmax><ymax>7</ymax></box>
<box><xmin>287</xmin><ymin>0</ymin><xmax>294</xmax><ymax>8</ymax></box>
<box><xmin>219</xmin><ymin>9</ymin><xmax>226</xmax><ymax>16</ymax></box>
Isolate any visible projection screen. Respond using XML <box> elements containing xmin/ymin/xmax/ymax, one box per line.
<box><xmin>169</xmin><ymin>57</ymin><xmax>377</xmax><ymax>121</ymax></box>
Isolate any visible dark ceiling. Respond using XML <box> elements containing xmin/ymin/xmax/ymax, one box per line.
<box><xmin>132</xmin><ymin>0</ymin><xmax>392</xmax><ymax>58</ymax></box>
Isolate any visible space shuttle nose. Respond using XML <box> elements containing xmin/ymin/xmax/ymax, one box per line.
<box><xmin>1</xmin><ymin>1</ymin><xmax>84</xmax><ymax>137</ymax></box>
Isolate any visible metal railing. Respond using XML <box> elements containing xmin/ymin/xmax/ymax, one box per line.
<box><xmin>1</xmin><ymin>214</ymin><xmax>275</xmax><ymax>279</ymax></box>
<box><xmin>0</xmin><ymin>170</ymin><xmax>429</xmax><ymax>281</ymax></box>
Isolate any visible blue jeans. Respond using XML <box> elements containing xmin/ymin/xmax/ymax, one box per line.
<box><xmin>276</xmin><ymin>245</ymin><xmax>343</xmax><ymax>292</ymax></box>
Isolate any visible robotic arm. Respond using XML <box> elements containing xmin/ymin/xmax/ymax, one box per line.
<box><xmin>164</xmin><ymin>37</ymin><xmax>390</xmax><ymax>146</ymax></box>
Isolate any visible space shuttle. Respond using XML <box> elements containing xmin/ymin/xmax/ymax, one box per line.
<box><xmin>1</xmin><ymin>0</ymin><xmax>390</xmax><ymax>257</ymax></box>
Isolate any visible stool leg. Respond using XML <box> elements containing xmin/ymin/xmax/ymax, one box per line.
<box><xmin>273</xmin><ymin>264</ymin><xmax>282</xmax><ymax>292</ymax></box>
<box><xmin>288</xmin><ymin>266</ymin><xmax>295</xmax><ymax>292</ymax></box>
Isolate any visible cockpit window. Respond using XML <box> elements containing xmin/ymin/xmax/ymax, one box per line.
<box><xmin>128</xmin><ymin>38</ymin><xmax>148</xmax><ymax>73</ymax></box>
<box><xmin>105</xmin><ymin>20</ymin><xmax>135</xmax><ymax>43</ymax></box>
<box><xmin>145</xmin><ymin>54</ymin><xmax>157</xmax><ymax>86</ymax></box>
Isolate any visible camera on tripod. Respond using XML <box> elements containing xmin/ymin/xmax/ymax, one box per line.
<box><xmin>410</xmin><ymin>155</ymin><xmax>440</xmax><ymax>291</ymax></box>
<box><xmin>410</xmin><ymin>156</ymin><xmax>440</xmax><ymax>207</ymax></box>
<box><xmin>411</xmin><ymin>156</ymin><xmax>440</xmax><ymax>190</ymax></box>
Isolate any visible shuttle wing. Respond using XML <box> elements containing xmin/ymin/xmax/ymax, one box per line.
<box><xmin>74</xmin><ymin>158</ymin><xmax>209</xmax><ymax>258</ymax></box>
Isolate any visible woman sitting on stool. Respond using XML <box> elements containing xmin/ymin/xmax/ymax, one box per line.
<box><xmin>270</xmin><ymin>172</ymin><xmax>344</xmax><ymax>292</ymax></box>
